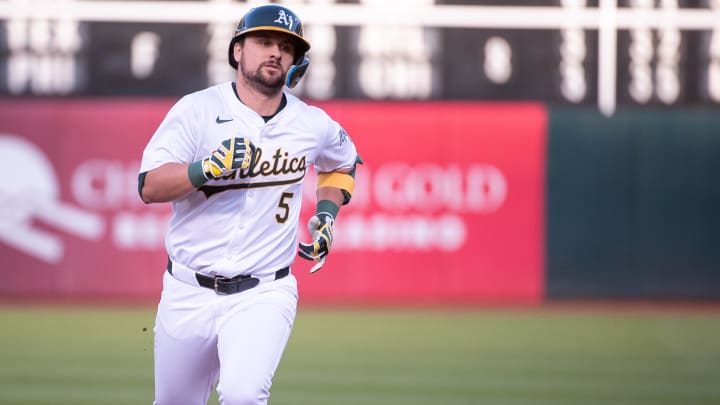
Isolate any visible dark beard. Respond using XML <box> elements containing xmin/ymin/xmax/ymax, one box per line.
<box><xmin>240</xmin><ymin>57</ymin><xmax>284</xmax><ymax>96</ymax></box>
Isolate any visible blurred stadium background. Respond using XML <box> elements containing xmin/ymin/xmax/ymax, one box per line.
<box><xmin>0</xmin><ymin>0</ymin><xmax>719</xmax><ymax>404</ymax></box>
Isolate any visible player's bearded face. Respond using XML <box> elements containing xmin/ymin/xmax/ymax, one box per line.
<box><xmin>239</xmin><ymin>53</ymin><xmax>286</xmax><ymax>96</ymax></box>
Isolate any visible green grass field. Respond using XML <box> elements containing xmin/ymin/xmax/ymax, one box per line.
<box><xmin>1</xmin><ymin>305</ymin><xmax>719</xmax><ymax>405</ymax></box>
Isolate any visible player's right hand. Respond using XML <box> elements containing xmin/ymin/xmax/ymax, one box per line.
<box><xmin>202</xmin><ymin>137</ymin><xmax>255</xmax><ymax>179</ymax></box>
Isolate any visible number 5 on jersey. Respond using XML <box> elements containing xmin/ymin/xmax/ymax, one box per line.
<box><xmin>276</xmin><ymin>192</ymin><xmax>294</xmax><ymax>223</ymax></box>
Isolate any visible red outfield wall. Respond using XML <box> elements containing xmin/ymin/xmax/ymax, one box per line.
<box><xmin>0</xmin><ymin>100</ymin><xmax>546</xmax><ymax>304</ymax></box>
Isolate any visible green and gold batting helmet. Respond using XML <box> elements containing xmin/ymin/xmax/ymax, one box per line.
<box><xmin>228</xmin><ymin>4</ymin><xmax>312</xmax><ymax>88</ymax></box>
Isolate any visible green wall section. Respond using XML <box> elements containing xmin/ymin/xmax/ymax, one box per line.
<box><xmin>547</xmin><ymin>108</ymin><xmax>720</xmax><ymax>299</ymax></box>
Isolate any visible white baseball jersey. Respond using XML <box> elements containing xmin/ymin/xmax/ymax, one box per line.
<box><xmin>140</xmin><ymin>82</ymin><xmax>358</xmax><ymax>278</ymax></box>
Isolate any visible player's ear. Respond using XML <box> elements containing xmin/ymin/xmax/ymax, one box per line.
<box><xmin>233</xmin><ymin>42</ymin><xmax>242</xmax><ymax>65</ymax></box>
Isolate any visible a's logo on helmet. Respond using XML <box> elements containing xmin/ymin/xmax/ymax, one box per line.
<box><xmin>274</xmin><ymin>10</ymin><xmax>294</xmax><ymax>30</ymax></box>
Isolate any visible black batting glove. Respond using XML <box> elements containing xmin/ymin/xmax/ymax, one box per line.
<box><xmin>298</xmin><ymin>212</ymin><xmax>334</xmax><ymax>269</ymax></box>
<box><xmin>188</xmin><ymin>137</ymin><xmax>255</xmax><ymax>187</ymax></box>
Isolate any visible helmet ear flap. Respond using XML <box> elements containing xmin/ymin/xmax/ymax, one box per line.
<box><xmin>285</xmin><ymin>56</ymin><xmax>310</xmax><ymax>88</ymax></box>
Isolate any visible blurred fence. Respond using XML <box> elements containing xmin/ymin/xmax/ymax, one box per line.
<box><xmin>547</xmin><ymin>107</ymin><xmax>720</xmax><ymax>299</ymax></box>
<box><xmin>1</xmin><ymin>100</ymin><xmax>718</xmax><ymax>303</ymax></box>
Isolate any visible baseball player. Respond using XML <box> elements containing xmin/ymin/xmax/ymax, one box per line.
<box><xmin>137</xmin><ymin>5</ymin><xmax>361</xmax><ymax>404</ymax></box>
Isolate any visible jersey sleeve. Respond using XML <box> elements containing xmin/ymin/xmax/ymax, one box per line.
<box><xmin>314</xmin><ymin>117</ymin><xmax>359</xmax><ymax>173</ymax></box>
<box><xmin>139</xmin><ymin>96</ymin><xmax>200</xmax><ymax>173</ymax></box>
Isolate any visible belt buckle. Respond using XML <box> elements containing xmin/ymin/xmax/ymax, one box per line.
<box><xmin>213</xmin><ymin>276</ymin><xmax>231</xmax><ymax>295</ymax></box>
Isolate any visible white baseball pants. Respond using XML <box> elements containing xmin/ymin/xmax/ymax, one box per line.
<box><xmin>153</xmin><ymin>270</ymin><xmax>298</xmax><ymax>405</ymax></box>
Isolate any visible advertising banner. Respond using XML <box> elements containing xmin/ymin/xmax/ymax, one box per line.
<box><xmin>0</xmin><ymin>100</ymin><xmax>546</xmax><ymax>304</ymax></box>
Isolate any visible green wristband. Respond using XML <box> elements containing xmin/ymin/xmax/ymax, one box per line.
<box><xmin>188</xmin><ymin>160</ymin><xmax>209</xmax><ymax>188</ymax></box>
<box><xmin>316</xmin><ymin>200</ymin><xmax>340</xmax><ymax>218</ymax></box>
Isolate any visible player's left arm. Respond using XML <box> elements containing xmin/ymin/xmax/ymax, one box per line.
<box><xmin>298</xmin><ymin>157</ymin><xmax>362</xmax><ymax>272</ymax></box>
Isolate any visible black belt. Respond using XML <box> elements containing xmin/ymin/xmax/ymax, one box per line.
<box><xmin>167</xmin><ymin>259</ymin><xmax>289</xmax><ymax>295</ymax></box>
